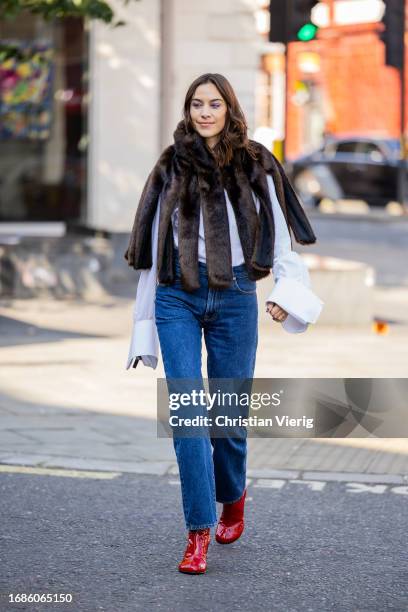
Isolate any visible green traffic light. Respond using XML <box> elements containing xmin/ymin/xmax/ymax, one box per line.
<box><xmin>297</xmin><ymin>23</ymin><xmax>318</xmax><ymax>41</ymax></box>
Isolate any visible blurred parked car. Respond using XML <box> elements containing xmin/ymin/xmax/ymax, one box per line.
<box><xmin>284</xmin><ymin>136</ymin><xmax>404</xmax><ymax>209</ymax></box>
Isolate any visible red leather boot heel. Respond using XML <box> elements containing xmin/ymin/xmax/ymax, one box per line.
<box><xmin>178</xmin><ymin>528</ymin><xmax>211</xmax><ymax>574</ymax></box>
<box><xmin>215</xmin><ymin>488</ymin><xmax>247</xmax><ymax>544</ymax></box>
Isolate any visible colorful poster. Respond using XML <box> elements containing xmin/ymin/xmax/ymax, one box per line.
<box><xmin>0</xmin><ymin>40</ymin><xmax>54</xmax><ymax>140</ymax></box>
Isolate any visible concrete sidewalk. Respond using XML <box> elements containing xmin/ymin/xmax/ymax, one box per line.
<box><xmin>0</xmin><ymin>293</ymin><xmax>408</xmax><ymax>484</ymax></box>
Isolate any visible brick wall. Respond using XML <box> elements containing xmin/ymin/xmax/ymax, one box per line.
<box><xmin>286</xmin><ymin>15</ymin><xmax>407</xmax><ymax>157</ymax></box>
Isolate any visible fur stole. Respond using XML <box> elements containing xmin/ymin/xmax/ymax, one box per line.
<box><xmin>124</xmin><ymin>120</ymin><xmax>316</xmax><ymax>292</ymax></box>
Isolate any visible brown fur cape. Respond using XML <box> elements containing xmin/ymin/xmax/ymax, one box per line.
<box><xmin>124</xmin><ymin>120</ymin><xmax>316</xmax><ymax>292</ymax></box>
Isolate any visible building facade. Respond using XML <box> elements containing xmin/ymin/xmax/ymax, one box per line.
<box><xmin>88</xmin><ymin>0</ymin><xmax>265</xmax><ymax>232</ymax></box>
<box><xmin>0</xmin><ymin>0</ymin><xmax>267</xmax><ymax>233</ymax></box>
<box><xmin>1</xmin><ymin>0</ymin><xmax>404</xmax><ymax>233</ymax></box>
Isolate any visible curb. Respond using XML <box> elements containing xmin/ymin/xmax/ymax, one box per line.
<box><xmin>308</xmin><ymin>210</ymin><xmax>408</xmax><ymax>224</ymax></box>
<box><xmin>0</xmin><ymin>455</ymin><xmax>407</xmax><ymax>485</ymax></box>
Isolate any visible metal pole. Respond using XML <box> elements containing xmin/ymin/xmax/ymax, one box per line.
<box><xmin>283</xmin><ymin>1</ymin><xmax>289</xmax><ymax>162</ymax></box>
<box><xmin>283</xmin><ymin>41</ymin><xmax>288</xmax><ymax>162</ymax></box>
<box><xmin>397</xmin><ymin>0</ymin><xmax>408</xmax><ymax>212</ymax></box>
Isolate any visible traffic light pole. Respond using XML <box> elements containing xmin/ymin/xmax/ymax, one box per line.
<box><xmin>283</xmin><ymin>43</ymin><xmax>288</xmax><ymax>162</ymax></box>
<box><xmin>270</xmin><ymin>0</ymin><xmax>318</xmax><ymax>161</ymax></box>
<box><xmin>281</xmin><ymin>0</ymin><xmax>293</xmax><ymax>163</ymax></box>
<box><xmin>397</xmin><ymin>4</ymin><xmax>408</xmax><ymax>212</ymax></box>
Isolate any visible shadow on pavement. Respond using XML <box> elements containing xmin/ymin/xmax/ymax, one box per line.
<box><xmin>0</xmin><ymin>314</ymin><xmax>109</xmax><ymax>348</ymax></box>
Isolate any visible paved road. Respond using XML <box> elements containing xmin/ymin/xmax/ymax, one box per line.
<box><xmin>0</xmin><ymin>470</ymin><xmax>407</xmax><ymax>612</ymax></box>
<box><xmin>300</xmin><ymin>214</ymin><xmax>408</xmax><ymax>287</ymax></box>
<box><xmin>1</xmin><ymin>218</ymin><xmax>407</xmax><ymax>612</ymax></box>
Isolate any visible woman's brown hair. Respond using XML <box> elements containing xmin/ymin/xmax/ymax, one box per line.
<box><xmin>182</xmin><ymin>73</ymin><xmax>259</xmax><ymax>167</ymax></box>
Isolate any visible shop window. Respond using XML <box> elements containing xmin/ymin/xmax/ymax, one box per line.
<box><xmin>0</xmin><ymin>13</ymin><xmax>88</xmax><ymax>222</ymax></box>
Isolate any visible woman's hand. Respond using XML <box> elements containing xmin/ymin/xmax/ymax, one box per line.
<box><xmin>266</xmin><ymin>301</ymin><xmax>288</xmax><ymax>323</ymax></box>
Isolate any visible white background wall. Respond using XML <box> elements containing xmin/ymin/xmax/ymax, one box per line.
<box><xmin>161</xmin><ymin>0</ymin><xmax>263</xmax><ymax>147</ymax></box>
<box><xmin>87</xmin><ymin>0</ymin><xmax>161</xmax><ymax>231</ymax></box>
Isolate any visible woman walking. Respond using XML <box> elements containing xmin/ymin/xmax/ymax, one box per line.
<box><xmin>124</xmin><ymin>73</ymin><xmax>323</xmax><ymax>574</ymax></box>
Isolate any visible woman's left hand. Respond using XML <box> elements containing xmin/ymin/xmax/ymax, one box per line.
<box><xmin>266</xmin><ymin>301</ymin><xmax>288</xmax><ymax>323</ymax></box>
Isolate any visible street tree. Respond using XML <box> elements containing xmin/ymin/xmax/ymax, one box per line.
<box><xmin>0</xmin><ymin>0</ymin><xmax>139</xmax><ymax>27</ymax></box>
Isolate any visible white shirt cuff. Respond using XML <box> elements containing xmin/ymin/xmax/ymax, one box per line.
<box><xmin>266</xmin><ymin>276</ymin><xmax>324</xmax><ymax>333</ymax></box>
<box><xmin>126</xmin><ymin>319</ymin><xmax>159</xmax><ymax>370</ymax></box>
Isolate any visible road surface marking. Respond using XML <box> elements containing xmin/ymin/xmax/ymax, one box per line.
<box><xmin>0</xmin><ymin>464</ymin><xmax>121</xmax><ymax>480</ymax></box>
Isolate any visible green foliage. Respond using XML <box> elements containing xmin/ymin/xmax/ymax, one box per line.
<box><xmin>0</xmin><ymin>0</ymin><xmax>136</xmax><ymax>27</ymax></box>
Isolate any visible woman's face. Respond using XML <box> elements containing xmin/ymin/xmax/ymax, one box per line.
<box><xmin>189</xmin><ymin>82</ymin><xmax>227</xmax><ymax>148</ymax></box>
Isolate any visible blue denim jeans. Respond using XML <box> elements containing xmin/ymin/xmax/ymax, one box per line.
<box><xmin>154</xmin><ymin>249</ymin><xmax>258</xmax><ymax>530</ymax></box>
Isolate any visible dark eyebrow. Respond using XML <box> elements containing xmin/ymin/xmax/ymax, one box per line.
<box><xmin>191</xmin><ymin>98</ymin><xmax>223</xmax><ymax>102</ymax></box>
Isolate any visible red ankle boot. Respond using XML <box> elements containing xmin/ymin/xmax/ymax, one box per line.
<box><xmin>178</xmin><ymin>528</ymin><xmax>211</xmax><ymax>574</ymax></box>
<box><xmin>215</xmin><ymin>488</ymin><xmax>247</xmax><ymax>544</ymax></box>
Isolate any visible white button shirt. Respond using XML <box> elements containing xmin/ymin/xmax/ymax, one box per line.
<box><xmin>126</xmin><ymin>173</ymin><xmax>324</xmax><ymax>370</ymax></box>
